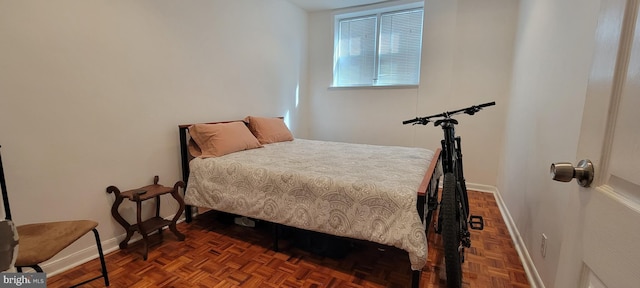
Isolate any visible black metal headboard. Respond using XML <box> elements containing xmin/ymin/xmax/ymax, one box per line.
<box><xmin>177</xmin><ymin>125</ymin><xmax>193</xmax><ymax>222</ymax></box>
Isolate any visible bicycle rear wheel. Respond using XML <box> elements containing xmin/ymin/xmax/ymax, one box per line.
<box><xmin>441</xmin><ymin>172</ymin><xmax>463</xmax><ymax>288</ymax></box>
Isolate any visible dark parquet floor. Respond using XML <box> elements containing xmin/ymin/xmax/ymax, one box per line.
<box><xmin>48</xmin><ymin>191</ymin><xmax>530</xmax><ymax>287</ymax></box>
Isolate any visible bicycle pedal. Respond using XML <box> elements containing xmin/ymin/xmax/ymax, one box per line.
<box><xmin>470</xmin><ymin>215</ymin><xmax>484</xmax><ymax>230</ymax></box>
<box><xmin>462</xmin><ymin>237</ymin><xmax>471</xmax><ymax>248</ymax></box>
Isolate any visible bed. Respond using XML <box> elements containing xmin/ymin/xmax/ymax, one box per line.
<box><xmin>178</xmin><ymin>117</ymin><xmax>442</xmax><ymax>286</ymax></box>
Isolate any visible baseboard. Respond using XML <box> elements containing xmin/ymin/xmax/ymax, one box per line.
<box><xmin>39</xmin><ymin>214</ymin><xmax>186</xmax><ymax>277</ymax></box>
<box><xmin>490</xmin><ymin>185</ymin><xmax>545</xmax><ymax>288</ymax></box>
<box><xmin>466</xmin><ymin>182</ymin><xmax>498</xmax><ymax>194</ymax></box>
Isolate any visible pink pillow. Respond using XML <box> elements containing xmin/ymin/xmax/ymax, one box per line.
<box><xmin>188</xmin><ymin>122</ymin><xmax>262</xmax><ymax>157</ymax></box>
<box><xmin>244</xmin><ymin>116</ymin><xmax>294</xmax><ymax>144</ymax></box>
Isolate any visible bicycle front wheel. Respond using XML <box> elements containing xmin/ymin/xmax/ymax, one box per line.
<box><xmin>441</xmin><ymin>172</ymin><xmax>463</xmax><ymax>288</ymax></box>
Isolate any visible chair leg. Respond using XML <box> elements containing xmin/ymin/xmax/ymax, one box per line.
<box><xmin>69</xmin><ymin>228</ymin><xmax>110</xmax><ymax>287</ymax></box>
<box><xmin>15</xmin><ymin>265</ymin><xmax>43</xmax><ymax>273</ymax></box>
<box><xmin>92</xmin><ymin>228</ymin><xmax>110</xmax><ymax>287</ymax></box>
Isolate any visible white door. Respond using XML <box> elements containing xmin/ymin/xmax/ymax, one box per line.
<box><xmin>554</xmin><ymin>0</ymin><xmax>640</xmax><ymax>287</ymax></box>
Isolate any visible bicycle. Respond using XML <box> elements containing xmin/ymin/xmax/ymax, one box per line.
<box><xmin>403</xmin><ymin>101</ymin><xmax>495</xmax><ymax>288</ymax></box>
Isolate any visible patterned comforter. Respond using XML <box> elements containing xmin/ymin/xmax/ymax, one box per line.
<box><xmin>184</xmin><ymin>139</ymin><xmax>435</xmax><ymax>270</ymax></box>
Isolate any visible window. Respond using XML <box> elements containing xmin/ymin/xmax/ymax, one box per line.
<box><xmin>333</xmin><ymin>4</ymin><xmax>424</xmax><ymax>87</ymax></box>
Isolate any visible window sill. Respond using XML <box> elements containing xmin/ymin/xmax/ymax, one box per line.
<box><xmin>329</xmin><ymin>84</ymin><xmax>419</xmax><ymax>90</ymax></box>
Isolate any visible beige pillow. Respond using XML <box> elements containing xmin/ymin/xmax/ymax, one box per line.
<box><xmin>188</xmin><ymin>122</ymin><xmax>262</xmax><ymax>157</ymax></box>
<box><xmin>244</xmin><ymin>116</ymin><xmax>294</xmax><ymax>144</ymax></box>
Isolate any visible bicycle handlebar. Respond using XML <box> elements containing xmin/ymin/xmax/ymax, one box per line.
<box><xmin>403</xmin><ymin>101</ymin><xmax>495</xmax><ymax>125</ymax></box>
<box><xmin>402</xmin><ymin>118</ymin><xmax>422</xmax><ymax>125</ymax></box>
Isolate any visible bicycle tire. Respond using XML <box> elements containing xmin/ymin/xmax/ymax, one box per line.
<box><xmin>441</xmin><ymin>172</ymin><xmax>463</xmax><ymax>288</ymax></box>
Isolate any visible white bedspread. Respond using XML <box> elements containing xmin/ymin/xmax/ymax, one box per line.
<box><xmin>184</xmin><ymin>139</ymin><xmax>434</xmax><ymax>270</ymax></box>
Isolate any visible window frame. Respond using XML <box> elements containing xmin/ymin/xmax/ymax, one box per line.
<box><xmin>332</xmin><ymin>1</ymin><xmax>424</xmax><ymax>88</ymax></box>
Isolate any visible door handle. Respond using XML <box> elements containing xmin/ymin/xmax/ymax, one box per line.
<box><xmin>550</xmin><ymin>159</ymin><xmax>594</xmax><ymax>187</ymax></box>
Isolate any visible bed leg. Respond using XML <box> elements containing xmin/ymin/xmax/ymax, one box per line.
<box><xmin>273</xmin><ymin>223</ymin><xmax>279</xmax><ymax>252</ymax></box>
<box><xmin>185</xmin><ymin>205</ymin><xmax>192</xmax><ymax>223</ymax></box>
<box><xmin>411</xmin><ymin>270</ymin><xmax>421</xmax><ymax>288</ymax></box>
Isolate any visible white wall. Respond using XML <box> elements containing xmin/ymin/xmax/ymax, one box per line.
<box><xmin>497</xmin><ymin>0</ymin><xmax>601</xmax><ymax>286</ymax></box>
<box><xmin>307</xmin><ymin>0</ymin><xmax>518</xmax><ymax>186</ymax></box>
<box><xmin>0</xmin><ymin>1</ymin><xmax>606</xmax><ymax>285</ymax></box>
<box><xmin>0</xmin><ymin>0</ymin><xmax>307</xmax><ymax>273</ymax></box>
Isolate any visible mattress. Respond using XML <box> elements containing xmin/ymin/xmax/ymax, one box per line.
<box><xmin>184</xmin><ymin>138</ymin><xmax>434</xmax><ymax>270</ymax></box>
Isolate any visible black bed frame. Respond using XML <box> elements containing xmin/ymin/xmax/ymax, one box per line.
<box><xmin>178</xmin><ymin>123</ymin><xmax>443</xmax><ymax>288</ymax></box>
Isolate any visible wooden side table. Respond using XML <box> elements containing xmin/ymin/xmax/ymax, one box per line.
<box><xmin>107</xmin><ymin>176</ymin><xmax>185</xmax><ymax>260</ymax></box>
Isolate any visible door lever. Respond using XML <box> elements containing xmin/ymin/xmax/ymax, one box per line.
<box><xmin>550</xmin><ymin>159</ymin><xmax>594</xmax><ymax>187</ymax></box>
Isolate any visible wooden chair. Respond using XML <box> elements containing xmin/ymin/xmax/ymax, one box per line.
<box><xmin>0</xmin><ymin>145</ymin><xmax>109</xmax><ymax>287</ymax></box>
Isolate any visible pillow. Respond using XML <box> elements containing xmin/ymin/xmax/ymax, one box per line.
<box><xmin>187</xmin><ymin>139</ymin><xmax>202</xmax><ymax>158</ymax></box>
<box><xmin>188</xmin><ymin>122</ymin><xmax>262</xmax><ymax>157</ymax></box>
<box><xmin>244</xmin><ymin>116</ymin><xmax>294</xmax><ymax>144</ymax></box>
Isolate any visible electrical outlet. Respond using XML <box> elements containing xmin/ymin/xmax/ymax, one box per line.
<box><xmin>541</xmin><ymin>233</ymin><xmax>548</xmax><ymax>258</ymax></box>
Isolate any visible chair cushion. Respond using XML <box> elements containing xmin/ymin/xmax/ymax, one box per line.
<box><xmin>15</xmin><ymin>220</ymin><xmax>97</xmax><ymax>267</ymax></box>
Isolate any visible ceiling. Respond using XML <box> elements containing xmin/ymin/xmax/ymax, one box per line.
<box><xmin>287</xmin><ymin>0</ymin><xmax>394</xmax><ymax>12</ymax></box>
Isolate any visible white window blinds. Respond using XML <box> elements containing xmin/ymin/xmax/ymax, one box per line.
<box><xmin>336</xmin><ymin>16</ymin><xmax>377</xmax><ymax>87</ymax></box>
<box><xmin>334</xmin><ymin>6</ymin><xmax>424</xmax><ymax>87</ymax></box>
